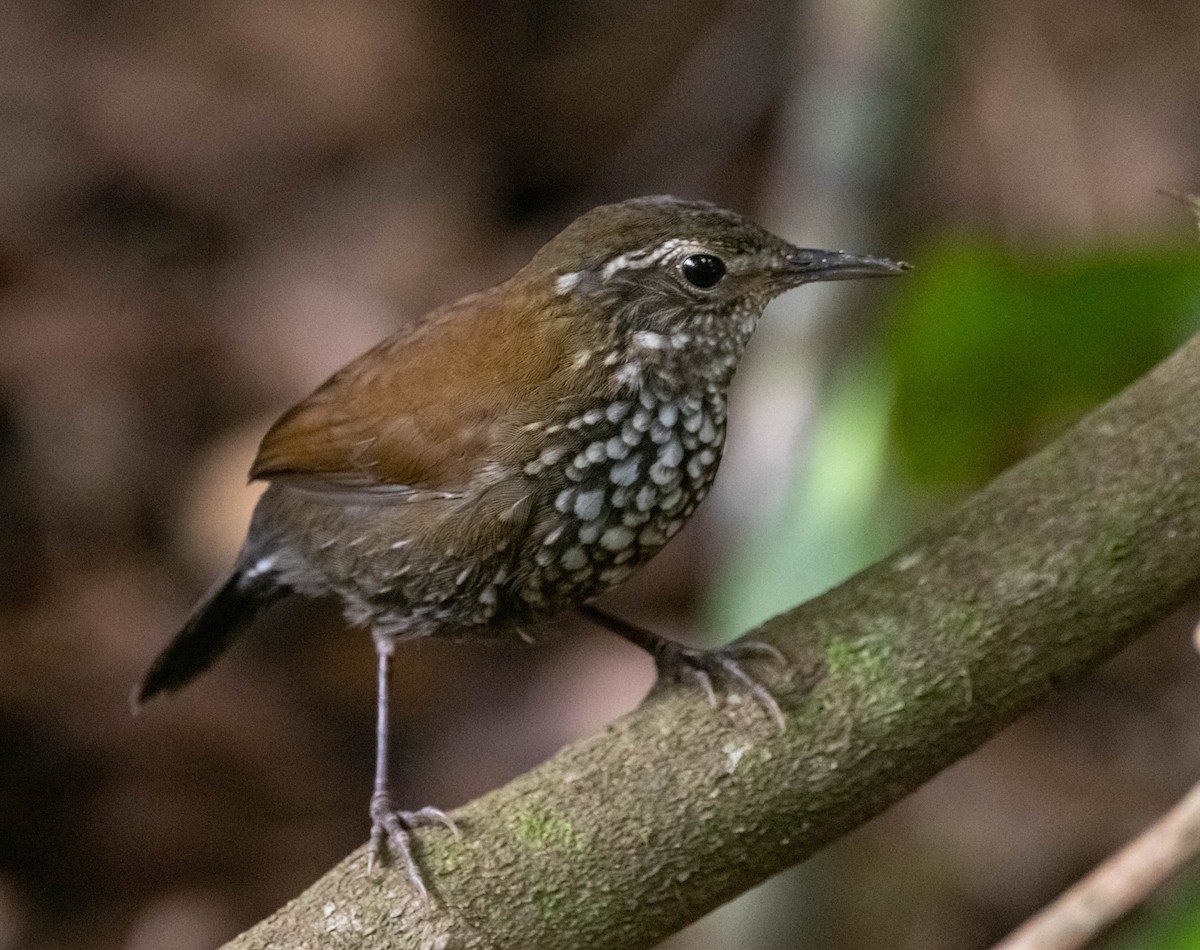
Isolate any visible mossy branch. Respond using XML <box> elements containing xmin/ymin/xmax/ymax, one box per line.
<box><xmin>224</xmin><ymin>332</ymin><xmax>1200</xmax><ymax>950</ymax></box>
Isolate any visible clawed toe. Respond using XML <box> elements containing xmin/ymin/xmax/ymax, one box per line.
<box><xmin>657</xmin><ymin>640</ymin><xmax>787</xmax><ymax>731</ymax></box>
<box><xmin>367</xmin><ymin>795</ymin><xmax>459</xmax><ymax>899</ymax></box>
<box><xmin>575</xmin><ymin>608</ymin><xmax>788</xmax><ymax>732</ymax></box>
<box><xmin>405</xmin><ymin>805</ymin><xmax>461</xmax><ymax>838</ymax></box>
<box><xmin>677</xmin><ymin>664</ymin><xmax>718</xmax><ymax>707</ymax></box>
<box><xmin>723</xmin><ymin>640</ymin><xmax>787</xmax><ymax>667</ymax></box>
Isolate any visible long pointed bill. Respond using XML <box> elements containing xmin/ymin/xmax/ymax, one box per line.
<box><xmin>783</xmin><ymin>247</ymin><xmax>911</xmax><ymax>283</ymax></box>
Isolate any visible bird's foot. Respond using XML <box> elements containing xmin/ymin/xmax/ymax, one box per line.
<box><xmin>655</xmin><ymin>640</ymin><xmax>787</xmax><ymax>731</ymax></box>
<box><xmin>367</xmin><ymin>793</ymin><xmax>460</xmax><ymax>900</ymax></box>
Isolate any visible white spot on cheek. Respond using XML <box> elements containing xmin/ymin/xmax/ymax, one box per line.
<box><xmin>244</xmin><ymin>555</ymin><xmax>277</xmax><ymax>580</ymax></box>
<box><xmin>555</xmin><ymin>271</ymin><xmax>582</xmax><ymax>294</ymax></box>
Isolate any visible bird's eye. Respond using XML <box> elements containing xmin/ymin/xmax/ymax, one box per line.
<box><xmin>680</xmin><ymin>254</ymin><xmax>726</xmax><ymax>289</ymax></box>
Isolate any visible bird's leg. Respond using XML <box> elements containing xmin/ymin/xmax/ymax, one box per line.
<box><xmin>366</xmin><ymin>637</ymin><xmax>459</xmax><ymax>898</ymax></box>
<box><xmin>578</xmin><ymin>605</ymin><xmax>787</xmax><ymax>731</ymax></box>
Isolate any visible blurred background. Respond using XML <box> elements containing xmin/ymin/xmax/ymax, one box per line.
<box><xmin>2</xmin><ymin>1</ymin><xmax>1200</xmax><ymax>948</ymax></box>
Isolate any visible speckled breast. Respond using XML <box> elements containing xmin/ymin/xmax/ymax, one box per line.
<box><xmin>516</xmin><ymin>385</ymin><xmax>728</xmax><ymax>611</ymax></box>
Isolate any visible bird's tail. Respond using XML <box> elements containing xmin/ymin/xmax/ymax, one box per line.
<box><xmin>133</xmin><ymin>567</ymin><xmax>282</xmax><ymax>709</ymax></box>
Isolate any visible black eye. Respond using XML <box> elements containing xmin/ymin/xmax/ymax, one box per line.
<box><xmin>680</xmin><ymin>254</ymin><xmax>726</xmax><ymax>289</ymax></box>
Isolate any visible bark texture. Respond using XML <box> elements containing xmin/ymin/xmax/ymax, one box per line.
<box><xmin>224</xmin><ymin>333</ymin><xmax>1200</xmax><ymax>950</ymax></box>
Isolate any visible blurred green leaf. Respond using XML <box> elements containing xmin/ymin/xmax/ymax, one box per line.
<box><xmin>711</xmin><ymin>236</ymin><xmax>1200</xmax><ymax>637</ymax></box>
<box><xmin>887</xmin><ymin>238</ymin><xmax>1200</xmax><ymax>488</ymax></box>
<box><xmin>1106</xmin><ymin>870</ymin><xmax>1200</xmax><ymax>949</ymax></box>
<box><xmin>711</xmin><ymin>351</ymin><xmax>902</xmax><ymax>634</ymax></box>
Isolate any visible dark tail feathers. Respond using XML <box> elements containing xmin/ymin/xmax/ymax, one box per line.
<box><xmin>133</xmin><ymin>569</ymin><xmax>282</xmax><ymax>709</ymax></box>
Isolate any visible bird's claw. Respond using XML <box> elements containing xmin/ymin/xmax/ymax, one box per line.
<box><xmin>655</xmin><ymin>639</ymin><xmax>787</xmax><ymax>731</ymax></box>
<box><xmin>366</xmin><ymin>794</ymin><xmax>459</xmax><ymax>901</ymax></box>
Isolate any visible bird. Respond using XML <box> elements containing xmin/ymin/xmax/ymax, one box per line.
<box><xmin>135</xmin><ymin>195</ymin><xmax>907</xmax><ymax>897</ymax></box>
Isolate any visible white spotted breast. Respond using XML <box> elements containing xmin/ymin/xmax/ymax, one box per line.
<box><xmin>516</xmin><ymin>387</ymin><xmax>728</xmax><ymax>610</ymax></box>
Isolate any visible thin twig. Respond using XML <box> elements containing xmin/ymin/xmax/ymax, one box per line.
<box><xmin>1158</xmin><ymin>188</ymin><xmax>1200</xmax><ymax>235</ymax></box>
<box><xmin>991</xmin><ymin>778</ymin><xmax>1200</xmax><ymax>950</ymax></box>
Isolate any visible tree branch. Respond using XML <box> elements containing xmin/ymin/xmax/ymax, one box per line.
<box><xmin>224</xmin><ymin>333</ymin><xmax>1200</xmax><ymax>950</ymax></box>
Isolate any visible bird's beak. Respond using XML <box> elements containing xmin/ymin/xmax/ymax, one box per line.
<box><xmin>782</xmin><ymin>247</ymin><xmax>911</xmax><ymax>283</ymax></box>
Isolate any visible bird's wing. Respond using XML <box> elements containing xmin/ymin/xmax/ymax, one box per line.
<box><xmin>250</xmin><ymin>290</ymin><xmax>575</xmax><ymax>497</ymax></box>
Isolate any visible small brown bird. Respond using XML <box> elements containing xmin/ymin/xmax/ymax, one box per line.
<box><xmin>136</xmin><ymin>196</ymin><xmax>906</xmax><ymax>895</ymax></box>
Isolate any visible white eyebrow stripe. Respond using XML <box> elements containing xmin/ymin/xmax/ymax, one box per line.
<box><xmin>601</xmin><ymin>238</ymin><xmax>702</xmax><ymax>279</ymax></box>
